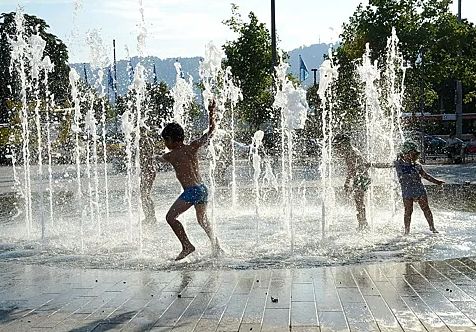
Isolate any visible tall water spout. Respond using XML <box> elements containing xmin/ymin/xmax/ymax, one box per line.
<box><xmin>199</xmin><ymin>42</ymin><xmax>226</xmax><ymax>246</ymax></box>
<box><xmin>223</xmin><ymin>67</ymin><xmax>242</xmax><ymax>208</ymax></box>
<box><xmin>69</xmin><ymin>68</ymin><xmax>84</xmax><ymax>251</ymax></box>
<box><xmin>28</xmin><ymin>31</ymin><xmax>47</xmax><ymax>239</ymax></box>
<box><xmin>9</xmin><ymin>9</ymin><xmax>33</xmax><ymax>236</ymax></box>
<box><xmin>250</xmin><ymin>130</ymin><xmax>264</xmax><ymax>216</ymax></box>
<box><xmin>273</xmin><ymin>60</ymin><xmax>308</xmax><ymax>251</ymax></box>
<box><xmin>171</xmin><ymin>61</ymin><xmax>194</xmax><ymax>131</ymax></box>
<box><xmin>357</xmin><ymin>28</ymin><xmax>407</xmax><ymax>225</ymax></box>
<box><xmin>42</xmin><ymin>56</ymin><xmax>55</xmax><ymax>227</ymax></box>
<box><xmin>87</xmin><ymin>29</ymin><xmax>110</xmax><ymax>234</ymax></box>
<box><xmin>317</xmin><ymin>48</ymin><xmax>339</xmax><ymax>238</ymax></box>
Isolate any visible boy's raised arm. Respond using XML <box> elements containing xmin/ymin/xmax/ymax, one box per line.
<box><xmin>191</xmin><ymin>99</ymin><xmax>216</xmax><ymax>148</ymax></box>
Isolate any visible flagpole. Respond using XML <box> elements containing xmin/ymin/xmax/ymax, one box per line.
<box><xmin>113</xmin><ymin>39</ymin><xmax>118</xmax><ymax>102</ymax></box>
<box><xmin>83</xmin><ymin>63</ymin><xmax>88</xmax><ymax>84</ymax></box>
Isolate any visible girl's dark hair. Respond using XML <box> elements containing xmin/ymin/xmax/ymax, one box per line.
<box><xmin>161</xmin><ymin>122</ymin><xmax>184</xmax><ymax>142</ymax></box>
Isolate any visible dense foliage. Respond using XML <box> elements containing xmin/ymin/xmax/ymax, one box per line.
<box><xmin>0</xmin><ymin>12</ymin><xmax>70</xmax><ymax>123</ymax></box>
<box><xmin>222</xmin><ymin>4</ymin><xmax>275</xmax><ymax>140</ymax></box>
<box><xmin>335</xmin><ymin>0</ymin><xmax>476</xmax><ymax>133</ymax></box>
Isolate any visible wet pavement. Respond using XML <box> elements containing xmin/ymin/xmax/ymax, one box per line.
<box><xmin>1</xmin><ymin>257</ymin><xmax>476</xmax><ymax>331</ymax></box>
<box><xmin>1</xmin><ymin>162</ymin><xmax>475</xmax><ymax>331</ymax></box>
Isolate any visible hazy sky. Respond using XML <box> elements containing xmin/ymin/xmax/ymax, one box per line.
<box><xmin>1</xmin><ymin>0</ymin><xmax>474</xmax><ymax>64</ymax></box>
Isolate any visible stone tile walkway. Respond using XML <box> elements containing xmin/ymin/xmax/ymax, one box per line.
<box><xmin>1</xmin><ymin>257</ymin><xmax>476</xmax><ymax>331</ymax></box>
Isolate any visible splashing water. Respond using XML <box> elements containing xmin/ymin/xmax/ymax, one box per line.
<box><xmin>9</xmin><ymin>9</ymin><xmax>33</xmax><ymax>236</ymax></box>
<box><xmin>317</xmin><ymin>48</ymin><xmax>339</xmax><ymax>237</ymax></box>
<box><xmin>171</xmin><ymin>61</ymin><xmax>194</xmax><ymax>128</ymax></box>
<box><xmin>86</xmin><ymin>29</ymin><xmax>111</xmax><ymax>233</ymax></box>
<box><xmin>273</xmin><ymin>59</ymin><xmax>309</xmax><ymax>251</ymax></box>
<box><xmin>3</xmin><ymin>12</ymin><xmax>476</xmax><ymax>273</ymax></box>
<box><xmin>250</xmin><ymin>130</ymin><xmax>264</xmax><ymax>216</ymax></box>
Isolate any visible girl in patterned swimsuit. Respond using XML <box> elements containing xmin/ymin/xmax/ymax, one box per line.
<box><xmin>394</xmin><ymin>141</ymin><xmax>444</xmax><ymax>235</ymax></box>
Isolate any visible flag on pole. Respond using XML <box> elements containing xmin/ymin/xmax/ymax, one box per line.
<box><xmin>83</xmin><ymin>63</ymin><xmax>88</xmax><ymax>84</ymax></box>
<box><xmin>153</xmin><ymin>63</ymin><xmax>158</xmax><ymax>84</ymax></box>
<box><xmin>299</xmin><ymin>55</ymin><xmax>309</xmax><ymax>82</ymax></box>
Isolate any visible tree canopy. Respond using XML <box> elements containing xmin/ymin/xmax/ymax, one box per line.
<box><xmin>335</xmin><ymin>0</ymin><xmax>476</xmax><ymax>128</ymax></box>
<box><xmin>0</xmin><ymin>12</ymin><xmax>70</xmax><ymax>122</ymax></box>
<box><xmin>222</xmin><ymin>4</ymin><xmax>275</xmax><ymax>139</ymax></box>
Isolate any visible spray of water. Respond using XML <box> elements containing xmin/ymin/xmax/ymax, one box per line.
<box><xmin>69</xmin><ymin>68</ymin><xmax>84</xmax><ymax>251</ymax></box>
<box><xmin>317</xmin><ymin>48</ymin><xmax>339</xmax><ymax>238</ymax></box>
<box><xmin>42</xmin><ymin>56</ymin><xmax>55</xmax><ymax>227</ymax></box>
<box><xmin>356</xmin><ymin>28</ymin><xmax>408</xmax><ymax>226</ymax></box>
<box><xmin>199</xmin><ymin>42</ymin><xmax>226</xmax><ymax>246</ymax></box>
<box><xmin>9</xmin><ymin>9</ymin><xmax>33</xmax><ymax>236</ymax></box>
<box><xmin>223</xmin><ymin>67</ymin><xmax>242</xmax><ymax>207</ymax></box>
<box><xmin>250</xmin><ymin>130</ymin><xmax>264</xmax><ymax>216</ymax></box>
<box><xmin>86</xmin><ymin>29</ymin><xmax>111</xmax><ymax>234</ymax></box>
<box><xmin>171</xmin><ymin>61</ymin><xmax>195</xmax><ymax>129</ymax></box>
<box><xmin>273</xmin><ymin>59</ymin><xmax>309</xmax><ymax>251</ymax></box>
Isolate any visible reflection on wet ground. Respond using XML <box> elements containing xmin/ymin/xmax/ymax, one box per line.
<box><xmin>1</xmin><ymin>257</ymin><xmax>476</xmax><ymax>331</ymax></box>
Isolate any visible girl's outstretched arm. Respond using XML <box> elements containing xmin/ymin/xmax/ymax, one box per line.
<box><xmin>367</xmin><ymin>162</ymin><xmax>393</xmax><ymax>168</ymax></box>
<box><xmin>420</xmin><ymin>168</ymin><xmax>444</xmax><ymax>185</ymax></box>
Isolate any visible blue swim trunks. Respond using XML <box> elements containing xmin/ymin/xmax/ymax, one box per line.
<box><xmin>179</xmin><ymin>184</ymin><xmax>208</xmax><ymax>205</ymax></box>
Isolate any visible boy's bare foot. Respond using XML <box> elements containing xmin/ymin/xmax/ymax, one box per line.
<box><xmin>404</xmin><ymin>226</ymin><xmax>410</xmax><ymax>235</ymax></box>
<box><xmin>429</xmin><ymin>227</ymin><xmax>439</xmax><ymax>233</ymax></box>
<box><xmin>175</xmin><ymin>245</ymin><xmax>195</xmax><ymax>261</ymax></box>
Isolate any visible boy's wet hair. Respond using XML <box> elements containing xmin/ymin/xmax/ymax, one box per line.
<box><xmin>161</xmin><ymin>122</ymin><xmax>185</xmax><ymax>142</ymax></box>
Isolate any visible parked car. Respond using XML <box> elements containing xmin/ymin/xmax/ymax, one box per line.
<box><xmin>423</xmin><ymin>135</ymin><xmax>447</xmax><ymax>155</ymax></box>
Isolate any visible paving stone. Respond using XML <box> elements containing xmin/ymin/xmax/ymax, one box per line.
<box><xmin>291</xmin><ymin>301</ymin><xmax>318</xmax><ymax>326</ymax></box>
<box><xmin>1</xmin><ymin>258</ymin><xmax>476</xmax><ymax>331</ymax></box>
<box><xmin>261</xmin><ymin>307</ymin><xmax>289</xmax><ymax>332</ymax></box>
<box><xmin>318</xmin><ymin>311</ymin><xmax>349</xmax><ymax>332</ymax></box>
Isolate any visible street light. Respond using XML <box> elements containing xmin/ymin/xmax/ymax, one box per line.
<box><xmin>455</xmin><ymin>0</ymin><xmax>463</xmax><ymax>138</ymax></box>
<box><xmin>311</xmin><ymin>68</ymin><xmax>318</xmax><ymax>86</ymax></box>
<box><xmin>416</xmin><ymin>51</ymin><xmax>426</xmax><ymax>162</ymax></box>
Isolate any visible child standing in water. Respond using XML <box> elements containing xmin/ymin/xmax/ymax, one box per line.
<box><xmin>333</xmin><ymin>134</ymin><xmax>371</xmax><ymax>231</ymax></box>
<box><xmin>157</xmin><ymin>100</ymin><xmax>222</xmax><ymax>260</ymax></box>
<box><xmin>394</xmin><ymin>141</ymin><xmax>444</xmax><ymax>235</ymax></box>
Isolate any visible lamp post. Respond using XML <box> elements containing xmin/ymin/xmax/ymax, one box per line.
<box><xmin>271</xmin><ymin>0</ymin><xmax>277</xmax><ymax>68</ymax></box>
<box><xmin>455</xmin><ymin>0</ymin><xmax>463</xmax><ymax>138</ymax></box>
<box><xmin>416</xmin><ymin>51</ymin><xmax>425</xmax><ymax>162</ymax></box>
<box><xmin>311</xmin><ymin>68</ymin><xmax>318</xmax><ymax>86</ymax></box>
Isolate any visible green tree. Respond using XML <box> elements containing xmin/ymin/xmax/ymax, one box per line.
<box><xmin>115</xmin><ymin>81</ymin><xmax>175</xmax><ymax>133</ymax></box>
<box><xmin>0</xmin><ymin>12</ymin><xmax>70</xmax><ymax>122</ymax></box>
<box><xmin>335</xmin><ymin>0</ymin><xmax>476</xmax><ymax>132</ymax></box>
<box><xmin>222</xmin><ymin>4</ymin><xmax>275</xmax><ymax>139</ymax></box>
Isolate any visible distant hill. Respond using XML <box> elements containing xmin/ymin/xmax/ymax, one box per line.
<box><xmin>69</xmin><ymin>43</ymin><xmax>331</xmax><ymax>99</ymax></box>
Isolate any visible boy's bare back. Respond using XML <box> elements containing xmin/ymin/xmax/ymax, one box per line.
<box><xmin>162</xmin><ymin>141</ymin><xmax>203</xmax><ymax>188</ymax></box>
<box><xmin>159</xmin><ymin>100</ymin><xmax>216</xmax><ymax>189</ymax></box>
